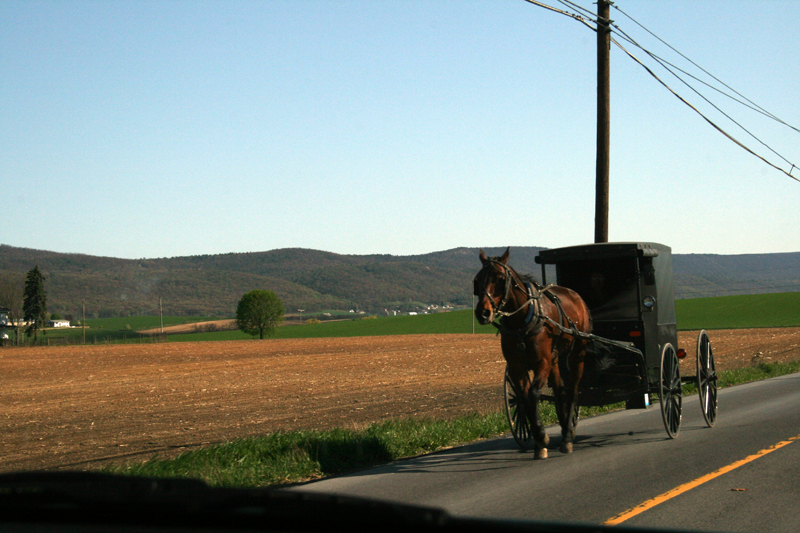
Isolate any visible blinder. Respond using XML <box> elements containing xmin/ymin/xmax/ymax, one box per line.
<box><xmin>474</xmin><ymin>259</ymin><xmax>545</xmax><ymax>329</ymax></box>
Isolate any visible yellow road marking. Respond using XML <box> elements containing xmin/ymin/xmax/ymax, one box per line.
<box><xmin>604</xmin><ymin>433</ymin><xmax>800</xmax><ymax>526</ymax></box>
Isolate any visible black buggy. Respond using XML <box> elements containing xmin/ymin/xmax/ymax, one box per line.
<box><xmin>501</xmin><ymin>242</ymin><xmax>717</xmax><ymax>441</ymax></box>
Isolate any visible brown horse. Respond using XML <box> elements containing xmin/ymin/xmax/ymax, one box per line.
<box><xmin>474</xmin><ymin>248</ymin><xmax>592</xmax><ymax>459</ymax></box>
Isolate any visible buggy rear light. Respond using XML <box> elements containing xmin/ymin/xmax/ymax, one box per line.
<box><xmin>629</xmin><ymin>331</ymin><xmax>642</xmax><ymax>337</ymax></box>
<box><xmin>677</xmin><ymin>348</ymin><xmax>687</xmax><ymax>359</ymax></box>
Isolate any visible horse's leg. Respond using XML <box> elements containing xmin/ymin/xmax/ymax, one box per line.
<box><xmin>520</xmin><ymin>336</ymin><xmax>554</xmax><ymax>460</ymax></box>
<box><xmin>548</xmin><ymin>346</ymin><xmax>571</xmax><ymax>452</ymax></box>
<box><xmin>503</xmin><ymin>334</ymin><xmax>553</xmax><ymax>459</ymax></box>
<box><xmin>528</xmin><ymin>359</ymin><xmax>551</xmax><ymax>460</ymax></box>
<box><xmin>555</xmin><ymin>341</ymin><xmax>587</xmax><ymax>454</ymax></box>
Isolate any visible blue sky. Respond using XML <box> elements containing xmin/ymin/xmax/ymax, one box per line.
<box><xmin>2</xmin><ymin>1</ymin><xmax>798</xmax><ymax>259</ymax></box>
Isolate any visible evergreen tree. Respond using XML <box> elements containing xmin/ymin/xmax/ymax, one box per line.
<box><xmin>23</xmin><ymin>265</ymin><xmax>47</xmax><ymax>342</ymax></box>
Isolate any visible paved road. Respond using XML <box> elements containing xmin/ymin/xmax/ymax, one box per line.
<box><xmin>290</xmin><ymin>373</ymin><xmax>800</xmax><ymax>532</ymax></box>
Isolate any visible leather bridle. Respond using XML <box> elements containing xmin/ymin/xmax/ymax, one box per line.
<box><xmin>473</xmin><ymin>259</ymin><xmax>539</xmax><ymax>320</ymax></box>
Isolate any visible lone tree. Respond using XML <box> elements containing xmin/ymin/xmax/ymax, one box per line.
<box><xmin>23</xmin><ymin>265</ymin><xmax>47</xmax><ymax>342</ymax></box>
<box><xmin>236</xmin><ymin>289</ymin><xmax>284</xmax><ymax>339</ymax></box>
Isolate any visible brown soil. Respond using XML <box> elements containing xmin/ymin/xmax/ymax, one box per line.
<box><xmin>2</xmin><ymin>328</ymin><xmax>798</xmax><ymax>473</ymax></box>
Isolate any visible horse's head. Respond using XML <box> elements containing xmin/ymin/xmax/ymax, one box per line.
<box><xmin>473</xmin><ymin>247</ymin><xmax>511</xmax><ymax>325</ymax></box>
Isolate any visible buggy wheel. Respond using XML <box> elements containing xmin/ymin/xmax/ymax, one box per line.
<box><xmin>696</xmin><ymin>330</ymin><xmax>718</xmax><ymax>427</ymax></box>
<box><xmin>504</xmin><ymin>367</ymin><xmax>536</xmax><ymax>450</ymax></box>
<box><xmin>659</xmin><ymin>343</ymin><xmax>682</xmax><ymax>438</ymax></box>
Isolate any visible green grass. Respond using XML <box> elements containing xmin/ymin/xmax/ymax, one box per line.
<box><xmin>717</xmin><ymin>359</ymin><xmax>800</xmax><ymax>387</ymax></box>
<box><xmin>35</xmin><ymin>310</ymin><xmax>493</xmax><ymax>344</ymax></box>
<box><xmin>84</xmin><ymin>316</ymin><xmax>223</xmax><ymax>330</ymax></box>
<box><xmin>676</xmin><ymin>292</ymin><xmax>800</xmax><ymax>330</ymax></box>
<box><xmin>170</xmin><ymin>291</ymin><xmax>800</xmax><ymax>342</ymax></box>
<box><xmin>105</xmin><ymin>413</ymin><xmax>510</xmax><ymax>487</ymax></box>
<box><xmin>36</xmin><ymin>291</ymin><xmax>800</xmax><ymax>344</ymax></box>
<box><xmin>167</xmin><ymin>310</ymin><xmax>497</xmax><ymax>342</ymax></box>
<box><xmin>39</xmin><ymin>316</ymin><xmax>223</xmax><ymax>344</ymax></box>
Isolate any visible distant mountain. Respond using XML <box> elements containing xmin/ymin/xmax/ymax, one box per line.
<box><xmin>673</xmin><ymin>252</ymin><xmax>800</xmax><ymax>298</ymax></box>
<box><xmin>1</xmin><ymin>244</ymin><xmax>798</xmax><ymax>319</ymax></box>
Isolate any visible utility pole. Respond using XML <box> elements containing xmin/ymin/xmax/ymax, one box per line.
<box><xmin>472</xmin><ymin>294</ymin><xmax>475</xmax><ymax>334</ymax></box>
<box><xmin>595</xmin><ymin>0</ymin><xmax>611</xmax><ymax>243</ymax></box>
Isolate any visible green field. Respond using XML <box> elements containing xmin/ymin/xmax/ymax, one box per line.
<box><xmin>39</xmin><ymin>316</ymin><xmax>223</xmax><ymax>344</ymax></box>
<box><xmin>676</xmin><ymin>292</ymin><xmax>800</xmax><ymax>330</ymax></box>
<box><xmin>168</xmin><ymin>310</ymin><xmax>497</xmax><ymax>342</ymax></box>
<box><xmin>83</xmin><ymin>315</ymin><xmax>225</xmax><ymax>330</ymax></box>
<box><xmin>37</xmin><ymin>291</ymin><xmax>799</xmax><ymax>345</ymax></box>
<box><xmin>172</xmin><ymin>291</ymin><xmax>800</xmax><ymax>342</ymax></box>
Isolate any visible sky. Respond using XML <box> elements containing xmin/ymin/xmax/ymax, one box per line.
<box><xmin>1</xmin><ymin>0</ymin><xmax>798</xmax><ymax>260</ymax></box>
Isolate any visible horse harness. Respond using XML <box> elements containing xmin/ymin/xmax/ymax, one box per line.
<box><xmin>473</xmin><ymin>259</ymin><xmax>584</xmax><ymax>355</ymax></box>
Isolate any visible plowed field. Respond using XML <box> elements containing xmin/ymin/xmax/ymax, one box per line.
<box><xmin>2</xmin><ymin>328</ymin><xmax>798</xmax><ymax>473</ymax></box>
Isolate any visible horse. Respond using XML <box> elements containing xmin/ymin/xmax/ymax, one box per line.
<box><xmin>473</xmin><ymin>248</ymin><xmax>592</xmax><ymax>459</ymax></box>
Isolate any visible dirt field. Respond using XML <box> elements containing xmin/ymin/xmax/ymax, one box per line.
<box><xmin>2</xmin><ymin>328</ymin><xmax>799</xmax><ymax>474</ymax></box>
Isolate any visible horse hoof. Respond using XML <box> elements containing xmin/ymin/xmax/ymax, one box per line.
<box><xmin>535</xmin><ymin>447</ymin><xmax>548</xmax><ymax>460</ymax></box>
<box><xmin>559</xmin><ymin>442</ymin><xmax>573</xmax><ymax>454</ymax></box>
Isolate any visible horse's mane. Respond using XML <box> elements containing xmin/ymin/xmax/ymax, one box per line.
<box><xmin>485</xmin><ymin>255</ymin><xmax>541</xmax><ymax>287</ymax></box>
<box><xmin>507</xmin><ymin>265</ymin><xmax>540</xmax><ymax>287</ymax></box>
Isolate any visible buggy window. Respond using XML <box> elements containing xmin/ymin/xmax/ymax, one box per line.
<box><xmin>556</xmin><ymin>259</ymin><xmax>639</xmax><ymax>320</ymax></box>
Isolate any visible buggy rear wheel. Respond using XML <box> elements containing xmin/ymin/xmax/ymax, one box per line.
<box><xmin>504</xmin><ymin>367</ymin><xmax>536</xmax><ymax>450</ymax></box>
<box><xmin>696</xmin><ymin>330</ymin><xmax>718</xmax><ymax>427</ymax></box>
<box><xmin>659</xmin><ymin>343</ymin><xmax>682</xmax><ymax>438</ymax></box>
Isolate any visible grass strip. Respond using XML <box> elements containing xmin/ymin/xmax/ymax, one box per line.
<box><xmin>104</xmin><ymin>361</ymin><xmax>800</xmax><ymax>488</ymax></box>
<box><xmin>104</xmin><ymin>413</ymin><xmax>510</xmax><ymax>488</ymax></box>
<box><xmin>716</xmin><ymin>360</ymin><xmax>800</xmax><ymax>388</ymax></box>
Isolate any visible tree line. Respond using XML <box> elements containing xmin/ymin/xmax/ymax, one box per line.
<box><xmin>0</xmin><ymin>266</ymin><xmax>49</xmax><ymax>344</ymax></box>
<box><xmin>1</xmin><ymin>266</ymin><xmax>286</xmax><ymax>344</ymax></box>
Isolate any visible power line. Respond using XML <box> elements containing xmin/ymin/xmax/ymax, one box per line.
<box><xmin>610</xmin><ymin>36</ymin><xmax>799</xmax><ymax>182</ymax></box>
<box><xmin>521</xmin><ymin>0</ymin><xmax>595</xmax><ymax>31</ymax></box>
<box><xmin>615</xmin><ymin>37</ymin><xmax>798</xmax><ymax>133</ymax></box>
<box><xmin>556</xmin><ymin>0</ymin><xmax>595</xmax><ymax>21</ymax></box>
<box><xmin>612</xmin><ymin>4</ymin><xmax>800</xmax><ymax>135</ymax></box>
<box><xmin>519</xmin><ymin>0</ymin><xmax>799</xmax><ymax>182</ymax></box>
<box><xmin>604</xmin><ymin>8</ymin><xmax>798</xmax><ymax>179</ymax></box>
<box><xmin>609</xmin><ymin>25</ymin><xmax>798</xmax><ymax>176</ymax></box>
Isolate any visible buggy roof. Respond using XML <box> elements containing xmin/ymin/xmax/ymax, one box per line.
<box><xmin>534</xmin><ymin>242</ymin><xmax>670</xmax><ymax>264</ymax></box>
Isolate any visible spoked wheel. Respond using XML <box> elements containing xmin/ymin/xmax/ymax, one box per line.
<box><xmin>696</xmin><ymin>330</ymin><xmax>718</xmax><ymax>427</ymax></box>
<box><xmin>504</xmin><ymin>367</ymin><xmax>536</xmax><ymax>450</ymax></box>
<box><xmin>659</xmin><ymin>343</ymin><xmax>682</xmax><ymax>438</ymax></box>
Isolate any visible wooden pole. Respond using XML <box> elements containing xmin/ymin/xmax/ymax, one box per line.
<box><xmin>595</xmin><ymin>0</ymin><xmax>611</xmax><ymax>243</ymax></box>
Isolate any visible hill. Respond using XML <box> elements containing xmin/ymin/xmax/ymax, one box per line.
<box><xmin>1</xmin><ymin>244</ymin><xmax>798</xmax><ymax>319</ymax></box>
